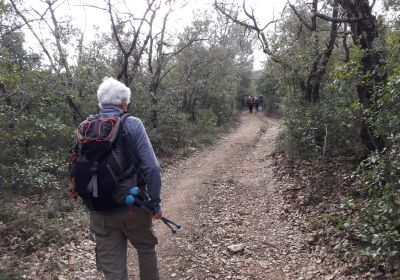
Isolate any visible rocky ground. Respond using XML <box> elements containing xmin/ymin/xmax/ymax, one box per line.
<box><xmin>1</xmin><ymin>111</ymin><xmax>397</xmax><ymax>279</ymax></box>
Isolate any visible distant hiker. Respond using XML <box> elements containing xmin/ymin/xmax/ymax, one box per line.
<box><xmin>254</xmin><ymin>97</ymin><xmax>260</xmax><ymax>112</ymax></box>
<box><xmin>246</xmin><ymin>95</ymin><xmax>254</xmax><ymax>113</ymax></box>
<box><xmin>70</xmin><ymin>77</ymin><xmax>162</xmax><ymax>280</ymax></box>
<box><xmin>258</xmin><ymin>95</ymin><xmax>264</xmax><ymax>108</ymax></box>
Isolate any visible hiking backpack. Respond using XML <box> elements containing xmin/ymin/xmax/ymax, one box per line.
<box><xmin>69</xmin><ymin>113</ymin><xmax>144</xmax><ymax>211</ymax></box>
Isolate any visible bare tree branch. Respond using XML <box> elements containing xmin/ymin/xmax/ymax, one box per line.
<box><xmin>107</xmin><ymin>0</ymin><xmax>126</xmax><ymax>57</ymax></box>
<box><xmin>288</xmin><ymin>1</ymin><xmax>313</xmax><ymax>30</ymax></box>
<box><xmin>45</xmin><ymin>0</ymin><xmax>72</xmax><ymax>81</ymax></box>
<box><xmin>314</xmin><ymin>12</ymin><xmax>363</xmax><ymax>22</ymax></box>
<box><xmin>106</xmin><ymin>0</ymin><xmax>159</xmax><ymax>85</ymax></box>
<box><xmin>1</xmin><ymin>19</ymin><xmax>38</xmax><ymax>38</ymax></box>
<box><xmin>214</xmin><ymin>0</ymin><xmax>283</xmax><ymax>65</ymax></box>
<box><xmin>9</xmin><ymin>0</ymin><xmax>57</xmax><ymax>71</ymax></box>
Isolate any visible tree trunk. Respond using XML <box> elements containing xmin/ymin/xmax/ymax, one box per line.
<box><xmin>149</xmin><ymin>78</ymin><xmax>159</xmax><ymax>129</ymax></box>
<box><xmin>150</xmin><ymin>94</ymin><xmax>158</xmax><ymax>129</ymax></box>
<box><xmin>338</xmin><ymin>0</ymin><xmax>386</xmax><ymax>153</ymax></box>
<box><xmin>302</xmin><ymin>0</ymin><xmax>339</xmax><ymax>103</ymax></box>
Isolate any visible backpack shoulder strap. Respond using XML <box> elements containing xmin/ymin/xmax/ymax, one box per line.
<box><xmin>120</xmin><ymin>112</ymin><xmax>131</xmax><ymax>124</ymax></box>
<box><xmin>117</xmin><ymin>113</ymin><xmax>144</xmax><ymax>181</ymax></box>
<box><xmin>117</xmin><ymin>113</ymin><xmax>132</xmax><ymax>137</ymax></box>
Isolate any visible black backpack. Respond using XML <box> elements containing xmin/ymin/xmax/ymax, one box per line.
<box><xmin>69</xmin><ymin>113</ymin><xmax>144</xmax><ymax>211</ymax></box>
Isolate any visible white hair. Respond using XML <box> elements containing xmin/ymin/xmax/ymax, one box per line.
<box><xmin>97</xmin><ymin>77</ymin><xmax>131</xmax><ymax>108</ymax></box>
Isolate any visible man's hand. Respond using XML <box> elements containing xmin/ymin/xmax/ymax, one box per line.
<box><xmin>153</xmin><ymin>211</ymin><xmax>162</xmax><ymax>219</ymax></box>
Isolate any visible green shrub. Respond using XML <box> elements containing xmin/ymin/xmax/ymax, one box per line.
<box><xmin>340</xmin><ymin>77</ymin><xmax>400</xmax><ymax>271</ymax></box>
<box><xmin>147</xmin><ymin>110</ymin><xmax>192</xmax><ymax>155</ymax></box>
<box><xmin>278</xmin><ymin>82</ymin><xmax>361</xmax><ymax>159</ymax></box>
<box><xmin>0</xmin><ymin>272</ymin><xmax>18</xmax><ymax>280</ymax></box>
<box><xmin>0</xmin><ymin>154</ymin><xmax>66</xmax><ymax>194</ymax></box>
<box><xmin>0</xmin><ymin>202</ymin><xmax>18</xmax><ymax>224</ymax></box>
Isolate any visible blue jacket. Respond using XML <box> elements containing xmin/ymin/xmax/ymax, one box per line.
<box><xmin>99</xmin><ymin>105</ymin><xmax>162</xmax><ymax>213</ymax></box>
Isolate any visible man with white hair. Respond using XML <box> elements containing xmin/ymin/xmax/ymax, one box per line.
<box><xmin>89</xmin><ymin>77</ymin><xmax>162</xmax><ymax>280</ymax></box>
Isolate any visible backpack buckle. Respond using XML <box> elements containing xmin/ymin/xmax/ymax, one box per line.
<box><xmin>90</xmin><ymin>162</ymin><xmax>98</xmax><ymax>173</ymax></box>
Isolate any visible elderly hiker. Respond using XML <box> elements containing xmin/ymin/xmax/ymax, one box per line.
<box><xmin>70</xmin><ymin>77</ymin><xmax>162</xmax><ymax>280</ymax></box>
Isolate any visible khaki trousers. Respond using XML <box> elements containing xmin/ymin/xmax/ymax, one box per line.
<box><xmin>89</xmin><ymin>208</ymin><xmax>159</xmax><ymax>280</ymax></box>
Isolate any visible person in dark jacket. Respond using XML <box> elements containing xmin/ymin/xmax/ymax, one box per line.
<box><xmin>246</xmin><ymin>95</ymin><xmax>254</xmax><ymax>113</ymax></box>
<box><xmin>90</xmin><ymin>77</ymin><xmax>162</xmax><ymax>280</ymax></box>
<box><xmin>258</xmin><ymin>95</ymin><xmax>264</xmax><ymax>108</ymax></box>
<box><xmin>254</xmin><ymin>97</ymin><xmax>260</xmax><ymax>112</ymax></box>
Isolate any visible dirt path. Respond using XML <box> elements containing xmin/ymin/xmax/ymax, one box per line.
<box><xmin>126</xmin><ymin>110</ymin><xmax>354</xmax><ymax>280</ymax></box>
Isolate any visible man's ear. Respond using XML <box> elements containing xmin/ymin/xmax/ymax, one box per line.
<box><xmin>121</xmin><ymin>98</ymin><xmax>128</xmax><ymax>112</ymax></box>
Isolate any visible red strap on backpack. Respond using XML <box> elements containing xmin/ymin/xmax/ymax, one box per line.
<box><xmin>70</xmin><ymin>177</ymin><xmax>78</xmax><ymax>200</ymax></box>
<box><xmin>76</xmin><ymin>117</ymin><xmax>119</xmax><ymax>144</ymax></box>
<box><xmin>69</xmin><ymin>148</ymin><xmax>79</xmax><ymax>200</ymax></box>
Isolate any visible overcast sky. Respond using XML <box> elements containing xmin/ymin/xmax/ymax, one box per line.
<box><xmin>64</xmin><ymin>0</ymin><xmax>288</xmax><ymax>69</ymax></box>
<box><xmin>22</xmin><ymin>0</ymin><xmax>287</xmax><ymax>70</ymax></box>
<box><xmin>70</xmin><ymin>0</ymin><xmax>287</xmax><ymax>33</ymax></box>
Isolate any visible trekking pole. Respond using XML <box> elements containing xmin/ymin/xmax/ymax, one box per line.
<box><xmin>136</xmin><ymin>199</ymin><xmax>181</xmax><ymax>234</ymax></box>
<box><xmin>160</xmin><ymin>217</ymin><xmax>181</xmax><ymax>234</ymax></box>
<box><xmin>125</xmin><ymin>187</ymin><xmax>181</xmax><ymax>234</ymax></box>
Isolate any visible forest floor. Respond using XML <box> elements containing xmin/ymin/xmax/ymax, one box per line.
<box><xmin>1</xmin><ymin>110</ymin><xmax>397</xmax><ymax>279</ymax></box>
